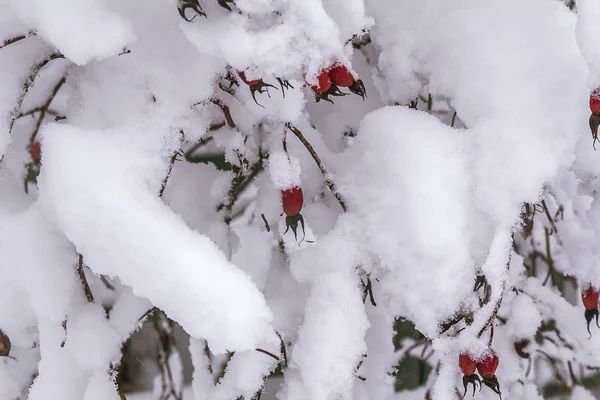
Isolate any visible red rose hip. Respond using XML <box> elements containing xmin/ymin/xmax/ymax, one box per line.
<box><xmin>328</xmin><ymin>65</ymin><xmax>355</xmax><ymax>87</ymax></box>
<box><xmin>30</xmin><ymin>141</ymin><xmax>41</xmax><ymax>161</ymax></box>
<box><xmin>591</xmin><ymin>88</ymin><xmax>600</xmax><ymax>114</ymax></box>
<box><xmin>582</xmin><ymin>286</ymin><xmax>600</xmax><ymax>336</ymax></box>
<box><xmin>281</xmin><ymin>186</ymin><xmax>303</xmax><ymax>216</ymax></box>
<box><xmin>582</xmin><ymin>286</ymin><xmax>599</xmax><ymax>310</ymax></box>
<box><xmin>459</xmin><ymin>352</ymin><xmax>477</xmax><ymax>376</ymax></box>
<box><xmin>306</xmin><ymin>70</ymin><xmax>331</xmax><ymax>93</ymax></box>
<box><xmin>477</xmin><ymin>349</ymin><xmax>499</xmax><ymax>379</ymax></box>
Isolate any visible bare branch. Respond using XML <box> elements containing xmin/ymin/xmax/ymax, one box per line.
<box><xmin>477</xmin><ymin>250</ymin><xmax>512</xmax><ymax>337</ymax></box>
<box><xmin>77</xmin><ymin>253</ymin><xmax>94</xmax><ymax>303</ymax></box>
<box><xmin>1</xmin><ymin>52</ymin><xmax>65</xmax><ymax>168</ymax></box>
<box><xmin>159</xmin><ymin>131</ymin><xmax>185</xmax><ymax>198</ymax></box>
<box><xmin>28</xmin><ymin>74</ymin><xmax>67</xmax><ymax>146</ymax></box>
<box><xmin>0</xmin><ymin>31</ymin><xmax>36</xmax><ymax>50</ymax></box>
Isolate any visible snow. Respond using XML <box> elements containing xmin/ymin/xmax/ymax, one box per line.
<box><xmin>9</xmin><ymin>0</ymin><xmax>135</xmax><ymax>65</ymax></box>
<box><xmin>268</xmin><ymin>151</ymin><xmax>302</xmax><ymax>190</ymax></box>
<box><xmin>37</xmin><ymin>122</ymin><xmax>273</xmax><ymax>354</ymax></box>
<box><xmin>1</xmin><ymin>0</ymin><xmax>600</xmax><ymax>398</ymax></box>
<box><xmin>340</xmin><ymin>106</ymin><xmax>473</xmax><ymax>337</ymax></box>
<box><xmin>506</xmin><ymin>293</ymin><xmax>542</xmax><ymax>340</ymax></box>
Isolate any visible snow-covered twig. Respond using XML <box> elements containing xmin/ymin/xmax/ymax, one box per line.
<box><xmin>0</xmin><ymin>31</ymin><xmax>36</xmax><ymax>50</ymax></box>
<box><xmin>210</xmin><ymin>98</ymin><xmax>236</xmax><ymax>128</ymax></box>
<box><xmin>477</xmin><ymin>249</ymin><xmax>512</xmax><ymax>338</ymax></box>
<box><xmin>76</xmin><ymin>253</ymin><xmax>94</xmax><ymax>303</ymax></box>
<box><xmin>28</xmin><ymin>74</ymin><xmax>67</xmax><ymax>147</ymax></box>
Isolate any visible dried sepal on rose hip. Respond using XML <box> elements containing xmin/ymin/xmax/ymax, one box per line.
<box><xmin>305</xmin><ymin>69</ymin><xmax>346</xmax><ymax>104</ymax></box>
<box><xmin>217</xmin><ymin>0</ymin><xmax>236</xmax><ymax>11</ymax></box>
<box><xmin>0</xmin><ymin>330</ymin><xmax>11</xmax><ymax>357</ymax></box>
<box><xmin>476</xmin><ymin>349</ymin><xmax>501</xmax><ymax>398</ymax></box>
<box><xmin>177</xmin><ymin>0</ymin><xmax>206</xmax><ymax>21</ymax></box>
<box><xmin>582</xmin><ymin>285</ymin><xmax>600</xmax><ymax>337</ymax></box>
<box><xmin>328</xmin><ymin>64</ymin><xmax>367</xmax><ymax>100</ymax></box>
<box><xmin>281</xmin><ymin>186</ymin><xmax>305</xmax><ymax>241</ymax></box>
<box><xmin>459</xmin><ymin>352</ymin><xmax>481</xmax><ymax>398</ymax></box>
<box><xmin>238</xmin><ymin>71</ymin><xmax>278</xmax><ymax>107</ymax></box>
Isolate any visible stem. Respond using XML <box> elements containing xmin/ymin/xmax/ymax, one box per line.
<box><xmin>541</xmin><ymin>199</ymin><xmax>563</xmax><ymax>246</ymax></box>
<box><xmin>217</xmin><ymin>157</ymin><xmax>264</xmax><ymax>220</ymax></box>
<box><xmin>29</xmin><ymin>75</ymin><xmax>67</xmax><ymax>146</ymax></box>
<box><xmin>0</xmin><ymin>31</ymin><xmax>36</xmax><ymax>50</ymax></box>
<box><xmin>76</xmin><ymin>254</ymin><xmax>94</xmax><ymax>303</ymax></box>
<box><xmin>275</xmin><ymin>331</ymin><xmax>288</xmax><ymax>369</ymax></box>
<box><xmin>1</xmin><ymin>52</ymin><xmax>65</xmax><ymax>168</ymax></box>
<box><xmin>255</xmin><ymin>348</ymin><xmax>279</xmax><ymax>361</ymax></box>
<box><xmin>285</xmin><ymin>123</ymin><xmax>348</xmax><ymax>213</ymax></box>
<box><xmin>159</xmin><ymin>131</ymin><xmax>184</xmax><ymax>198</ymax></box>
<box><xmin>477</xmin><ymin>250</ymin><xmax>512</xmax><ymax>337</ymax></box>
<box><xmin>154</xmin><ymin>315</ymin><xmax>183</xmax><ymax>400</ymax></box>
<box><xmin>210</xmin><ymin>98</ymin><xmax>236</xmax><ymax>128</ymax></box>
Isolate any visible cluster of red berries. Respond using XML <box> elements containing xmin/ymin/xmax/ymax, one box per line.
<box><xmin>459</xmin><ymin>349</ymin><xmax>501</xmax><ymax>399</ymax></box>
<box><xmin>589</xmin><ymin>88</ymin><xmax>600</xmax><ymax>149</ymax></box>
<box><xmin>280</xmin><ymin>186</ymin><xmax>305</xmax><ymax>241</ymax></box>
<box><xmin>582</xmin><ymin>285</ymin><xmax>600</xmax><ymax>337</ymax></box>
<box><xmin>304</xmin><ymin>64</ymin><xmax>366</xmax><ymax>103</ymax></box>
<box><xmin>235</xmin><ymin>63</ymin><xmax>366</xmax><ymax>107</ymax></box>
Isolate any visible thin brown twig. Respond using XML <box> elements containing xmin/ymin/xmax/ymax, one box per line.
<box><xmin>29</xmin><ymin>74</ymin><xmax>67</xmax><ymax>146</ymax></box>
<box><xmin>477</xmin><ymin>250</ymin><xmax>512</xmax><ymax>337</ymax></box>
<box><xmin>1</xmin><ymin>52</ymin><xmax>65</xmax><ymax>168</ymax></box>
<box><xmin>210</xmin><ymin>98</ymin><xmax>236</xmax><ymax>128</ymax></box>
<box><xmin>154</xmin><ymin>316</ymin><xmax>183</xmax><ymax>400</ymax></box>
<box><xmin>159</xmin><ymin>131</ymin><xmax>185</xmax><ymax>198</ymax></box>
<box><xmin>138</xmin><ymin>307</ymin><xmax>158</xmax><ymax>323</ymax></box>
<box><xmin>216</xmin><ymin>157</ymin><xmax>265</xmax><ymax>219</ymax></box>
<box><xmin>275</xmin><ymin>331</ymin><xmax>288</xmax><ymax>369</ymax></box>
<box><xmin>16</xmin><ymin>107</ymin><xmax>59</xmax><ymax>119</ymax></box>
<box><xmin>285</xmin><ymin>123</ymin><xmax>348</xmax><ymax>213</ymax></box>
<box><xmin>255</xmin><ymin>348</ymin><xmax>280</xmax><ymax>362</ymax></box>
<box><xmin>77</xmin><ymin>253</ymin><xmax>94</xmax><ymax>303</ymax></box>
<box><xmin>0</xmin><ymin>31</ymin><xmax>36</xmax><ymax>50</ymax></box>
<box><xmin>541</xmin><ymin>199</ymin><xmax>563</xmax><ymax>246</ymax></box>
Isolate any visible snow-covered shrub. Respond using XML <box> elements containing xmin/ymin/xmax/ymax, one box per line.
<box><xmin>1</xmin><ymin>0</ymin><xmax>600</xmax><ymax>399</ymax></box>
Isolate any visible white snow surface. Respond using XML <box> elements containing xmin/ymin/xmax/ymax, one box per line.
<box><xmin>1</xmin><ymin>0</ymin><xmax>600</xmax><ymax>398</ymax></box>
<box><xmin>37</xmin><ymin>122</ymin><xmax>273</xmax><ymax>354</ymax></box>
<box><xmin>9</xmin><ymin>0</ymin><xmax>135</xmax><ymax>65</ymax></box>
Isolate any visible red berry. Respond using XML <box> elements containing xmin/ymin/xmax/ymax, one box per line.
<box><xmin>328</xmin><ymin>64</ymin><xmax>355</xmax><ymax>87</ymax></box>
<box><xmin>459</xmin><ymin>352</ymin><xmax>477</xmax><ymax>376</ymax></box>
<box><xmin>30</xmin><ymin>141</ymin><xmax>41</xmax><ymax>161</ymax></box>
<box><xmin>238</xmin><ymin>71</ymin><xmax>260</xmax><ymax>86</ymax></box>
<box><xmin>582</xmin><ymin>286</ymin><xmax>599</xmax><ymax>310</ymax></box>
<box><xmin>0</xmin><ymin>330</ymin><xmax>10</xmax><ymax>357</ymax></box>
<box><xmin>281</xmin><ymin>186</ymin><xmax>303</xmax><ymax>216</ymax></box>
<box><xmin>591</xmin><ymin>88</ymin><xmax>600</xmax><ymax>114</ymax></box>
<box><xmin>476</xmin><ymin>349</ymin><xmax>499</xmax><ymax>379</ymax></box>
<box><xmin>306</xmin><ymin>70</ymin><xmax>331</xmax><ymax>93</ymax></box>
